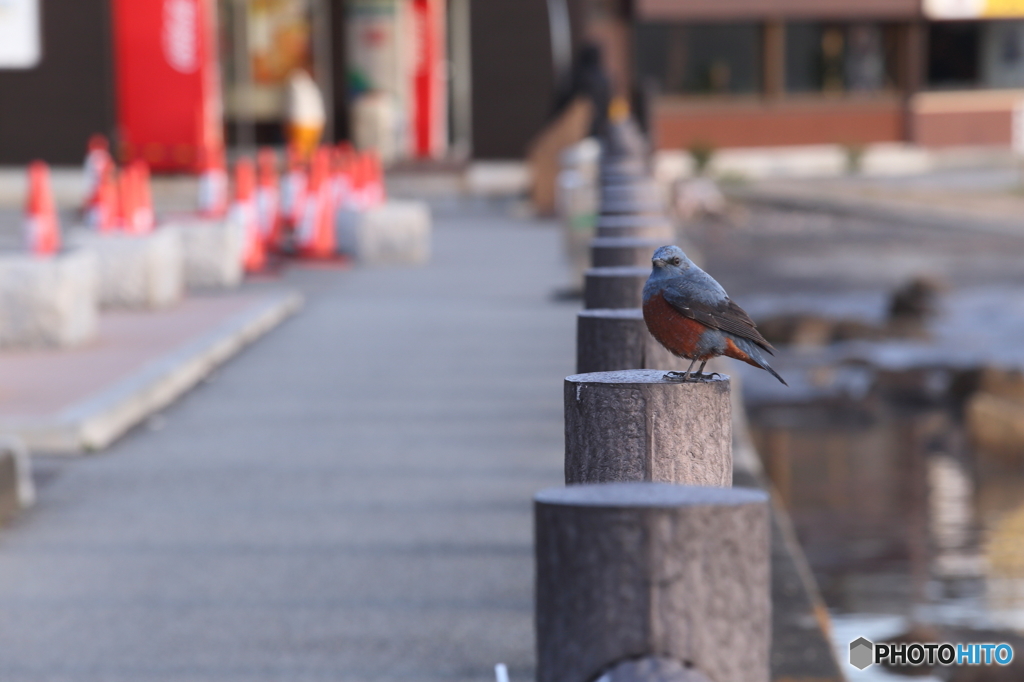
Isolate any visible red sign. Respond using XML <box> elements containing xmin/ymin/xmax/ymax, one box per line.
<box><xmin>411</xmin><ymin>0</ymin><xmax>446</xmax><ymax>159</ymax></box>
<box><xmin>110</xmin><ymin>0</ymin><xmax>223</xmax><ymax>172</ymax></box>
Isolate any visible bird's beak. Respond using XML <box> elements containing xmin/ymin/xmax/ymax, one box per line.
<box><xmin>652</xmin><ymin>258</ymin><xmax>666</xmax><ymax>268</ymax></box>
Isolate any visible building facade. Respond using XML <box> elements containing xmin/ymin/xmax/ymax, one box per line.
<box><xmin>3</xmin><ymin>0</ymin><xmax>1023</xmax><ymax>165</ymax></box>
<box><xmin>0</xmin><ymin>0</ymin><xmax>575</xmax><ymax>166</ymax></box>
<box><xmin>587</xmin><ymin>0</ymin><xmax>1024</xmax><ymax>149</ymax></box>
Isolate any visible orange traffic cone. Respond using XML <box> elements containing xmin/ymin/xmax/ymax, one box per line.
<box><xmin>369</xmin><ymin>151</ymin><xmax>385</xmax><ymax>206</ymax></box>
<box><xmin>335</xmin><ymin>149</ymin><xmax>356</xmax><ymax>211</ymax></box>
<box><xmin>125</xmin><ymin>161</ymin><xmax>155</xmax><ymax>233</ymax></box>
<box><xmin>25</xmin><ymin>161</ymin><xmax>61</xmax><ymax>255</ymax></box>
<box><xmin>117</xmin><ymin>166</ymin><xmax>136</xmax><ymax>232</ymax></box>
<box><xmin>198</xmin><ymin>144</ymin><xmax>228</xmax><ymax>217</ymax></box>
<box><xmin>256</xmin><ymin>148</ymin><xmax>281</xmax><ymax>250</ymax></box>
<box><xmin>88</xmin><ymin>164</ymin><xmax>119</xmax><ymax>232</ymax></box>
<box><xmin>296</xmin><ymin>147</ymin><xmax>336</xmax><ymax>259</ymax></box>
<box><xmin>82</xmin><ymin>134</ymin><xmax>112</xmax><ymax>216</ymax></box>
<box><xmin>280</xmin><ymin>146</ymin><xmax>307</xmax><ymax>232</ymax></box>
<box><xmin>231</xmin><ymin>158</ymin><xmax>265</xmax><ymax>273</ymax></box>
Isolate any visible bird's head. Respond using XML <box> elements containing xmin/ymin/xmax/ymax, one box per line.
<box><xmin>651</xmin><ymin>245</ymin><xmax>692</xmax><ymax>274</ymax></box>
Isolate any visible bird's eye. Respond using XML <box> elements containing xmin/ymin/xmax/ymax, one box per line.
<box><xmin>670</xmin><ymin>257</ymin><xmax>681</xmax><ymax>266</ymax></box>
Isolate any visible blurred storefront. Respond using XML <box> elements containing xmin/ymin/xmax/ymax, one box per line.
<box><xmin>583</xmin><ymin>0</ymin><xmax>1024</xmax><ymax>149</ymax></box>
<box><xmin>10</xmin><ymin>0</ymin><xmax>1024</xmax><ymax>165</ymax></box>
<box><xmin>0</xmin><ymin>0</ymin><xmax>567</xmax><ymax>166</ymax></box>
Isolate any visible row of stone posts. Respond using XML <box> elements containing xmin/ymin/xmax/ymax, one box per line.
<box><xmin>535</xmin><ymin>118</ymin><xmax>771</xmax><ymax>682</ymax></box>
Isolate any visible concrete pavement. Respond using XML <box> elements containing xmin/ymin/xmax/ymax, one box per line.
<box><xmin>0</xmin><ymin>204</ymin><xmax>573</xmax><ymax>681</ymax></box>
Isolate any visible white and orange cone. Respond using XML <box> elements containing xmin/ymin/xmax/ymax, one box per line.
<box><xmin>279</xmin><ymin>145</ymin><xmax>307</xmax><ymax>232</ymax></box>
<box><xmin>197</xmin><ymin>144</ymin><xmax>228</xmax><ymax>217</ymax></box>
<box><xmin>256</xmin><ymin>148</ymin><xmax>281</xmax><ymax>250</ymax></box>
<box><xmin>230</xmin><ymin>158</ymin><xmax>265</xmax><ymax>273</ymax></box>
<box><xmin>25</xmin><ymin>161</ymin><xmax>61</xmax><ymax>255</ymax></box>
<box><xmin>125</xmin><ymin>161</ymin><xmax>155</xmax><ymax>234</ymax></box>
<box><xmin>88</xmin><ymin>164</ymin><xmax>119</xmax><ymax>232</ymax></box>
<box><xmin>365</xmin><ymin>151</ymin><xmax>385</xmax><ymax>208</ymax></box>
<box><xmin>82</xmin><ymin>134</ymin><xmax>113</xmax><ymax>218</ymax></box>
<box><xmin>296</xmin><ymin>147</ymin><xmax>336</xmax><ymax>259</ymax></box>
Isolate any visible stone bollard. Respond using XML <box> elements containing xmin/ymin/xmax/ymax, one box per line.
<box><xmin>0</xmin><ymin>436</ymin><xmax>35</xmax><ymax>523</ymax></box>
<box><xmin>591</xmin><ymin>237</ymin><xmax>661</xmax><ymax>268</ymax></box>
<box><xmin>535</xmin><ymin>482</ymin><xmax>771</xmax><ymax>682</ymax></box>
<box><xmin>564</xmin><ymin>370</ymin><xmax>731</xmax><ymax>486</ymax></box>
<box><xmin>339</xmin><ymin>200</ymin><xmax>431</xmax><ymax>265</ymax></box>
<box><xmin>0</xmin><ymin>248</ymin><xmax>98</xmax><ymax>348</ymax></box>
<box><xmin>596</xmin><ymin>214</ymin><xmax>674</xmax><ymax>242</ymax></box>
<box><xmin>576</xmin><ymin>309</ymin><xmax>687</xmax><ymax>374</ymax></box>
<box><xmin>600</xmin><ymin>183</ymin><xmax>663</xmax><ymax>216</ymax></box>
<box><xmin>68</xmin><ymin>227</ymin><xmax>184</xmax><ymax>309</ymax></box>
<box><xmin>584</xmin><ymin>266</ymin><xmax>649</xmax><ymax>309</ymax></box>
<box><xmin>167</xmin><ymin>218</ymin><xmax>245</xmax><ymax>290</ymax></box>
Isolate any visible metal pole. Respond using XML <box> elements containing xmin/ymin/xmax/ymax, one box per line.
<box><xmin>311</xmin><ymin>0</ymin><xmax>335</xmax><ymax>143</ymax></box>
<box><xmin>232</xmin><ymin>0</ymin><xmax>255</xmax><ymax>153</ymax></box>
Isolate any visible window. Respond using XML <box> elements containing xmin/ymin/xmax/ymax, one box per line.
<box><xmin>635</xmin><ymin>22</ymin><xmax>762</xmax><ymax>96</ymax></box>
<box><xmin>928</xmin><ymin>21</ymin><xmax>980</xmax><ymax>88</ymax></box>
<box><xmin>786</xmin><ymin>22</ymin><xmax>898</xmax><ymax>94</ymax></box>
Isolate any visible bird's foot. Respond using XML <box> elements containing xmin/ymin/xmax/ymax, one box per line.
<box><xmin>663</xmin><ymin>371</ymin><xmax>692</xmax><ymax>382</ymax></box>
<box><xmin>691</xmin><ymin>372</ymin><xmax>723</xmax><ymax>382</ymax></box>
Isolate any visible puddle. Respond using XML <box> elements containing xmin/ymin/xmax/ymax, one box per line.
<box><xmin>738</xmin><ymin>285</ymin><xmax>1024</xmax><ymax>664</ymax></box>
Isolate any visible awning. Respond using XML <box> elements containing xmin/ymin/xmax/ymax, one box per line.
<box><xmin>635</xmin><ymin>0</ymin><xmax>921</xmax><ymax>21</ymax></box>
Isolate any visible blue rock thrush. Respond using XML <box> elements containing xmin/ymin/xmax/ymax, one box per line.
<box><xmin>642</xmin><ymin>245</ymin><xmax>787</xmax><ymax>385</ymax></box>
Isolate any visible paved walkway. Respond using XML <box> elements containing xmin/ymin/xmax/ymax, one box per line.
<box><xmin>0</xmin><ymin>205</ymin><xmax>573</xmax><ymax>682</ymax></box>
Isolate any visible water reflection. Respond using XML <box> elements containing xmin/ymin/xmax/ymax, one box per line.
<box><xmin>739</xmin><ymin>287</ymin><xmax>1024</xmax><ymax>661</ymax></box>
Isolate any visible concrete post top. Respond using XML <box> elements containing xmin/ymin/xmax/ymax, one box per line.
<box><xmin>597</xmin><ymin>214</ymin><xmax>673</xmax><ymax>229</ymax></box>
<box><xmin>591</xmin><ymin>237</ymin><xmax>664</xmax><ymax>249</ymax></box>
<box><xmin>567</xmin><ymin>369</ymin><xmax>731</xmax><ymax>386</ymax></box>
<box><xmin>535</xmin><ymin>482</ymin><xmax>768</xmax><ymax>508</ymax></box>
<box><xmin>585</xmin><ymin>266</ymin><xmax>651</xmax><ymax>278</ymax></box>
<box><xmin>577</xmin><ymin>308</ymin><xmax>644</xmax><ymax>320</ymax></box>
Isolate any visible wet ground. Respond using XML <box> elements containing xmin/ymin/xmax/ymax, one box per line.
<box><xmin>689</xmin><ymin>206</ymin><xmax>1024</xmax><ymax>679</ymax></box>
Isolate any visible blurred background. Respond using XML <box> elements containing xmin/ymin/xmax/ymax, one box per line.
<box><xmin>3</xmin><ymin>2</ymin><xmax>1024</xmax><ymax>682</ymax></box>
<box><xmin>3</xmin><ymin>0</ymin><xmax>1024</xmax><ymax>166</ymax></box>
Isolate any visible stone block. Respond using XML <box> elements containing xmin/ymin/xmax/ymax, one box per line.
<box><xmin>166</xmin><ymin>218</ymin><xmax>244</xmax><ymax>290</ymax></box>
<box><xmin>0</xmin><ymin>436</ymin><xmax>34</xmax><ymax>523</ymax></box>
<box><xmin>69</xmin><ymin>227</ymin><xmax>184</xmax><ymax>309</ymax></box>
<box><xmin>564</xmin><ymin>369</ymin><xmax>732</xmax><ymax>487</ymax></box>
<box><xmin>576</xmin><ymin>308</ymin><xmax>687</xmax><ymax>374</ymax></box>
<box><xmin>584</xmin><ymin>266</ymin><xmax>649</xmax><ymax>309</ymax></box>
<box><xmin>596</xmin><ymin>214</ymin><xmax>674</xmax><ymax>241</ymax></box>
<box><xmin>343</xmin><ymin>200</ymin><xmax>431</xmax><ymax>265</ymax></box>
<box><xmin>535</xmin><ymin>482</ymin><xmax>771</xmax><ymax>682</ymax></box>
<box><xmin>0</xmin><ymin>248</ymin><xmax>97</xmax><ymax>348</ymax></box>
<box><xmin>591</xmin><ymin>237</ymin><xmax>661</xmax><ymax>268</ymax></box>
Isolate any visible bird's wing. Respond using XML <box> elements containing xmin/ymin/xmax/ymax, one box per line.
<box><xmin>662</xmin><ymin>286</ymin><xmax>776</xmax><ymax>354</ymax></box>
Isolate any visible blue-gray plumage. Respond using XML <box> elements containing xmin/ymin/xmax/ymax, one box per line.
<box><xmin>642</xmin><ymin>245</ymin><xmax>786</xmax><ymax>385</ymax></box>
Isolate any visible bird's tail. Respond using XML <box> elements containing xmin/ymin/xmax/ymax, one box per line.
<box><xmin>727</xmin><ymin>336</ymin><xmax>788</xmax><ymax>386</ymax></box>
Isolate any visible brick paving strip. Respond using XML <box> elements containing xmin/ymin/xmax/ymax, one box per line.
<box><xmin>0</xmin><ymin>291</ymin><xmax>302</xmax><ymax>453</ymax></box>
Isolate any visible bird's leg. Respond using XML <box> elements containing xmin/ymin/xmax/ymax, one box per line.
<box><xmin>691</xmin><ymin>360</ymin><xmax>724</xmax><ymax>382</ymax></box>
<box><xmin>692</xmin><ymin>358</ymin><xmax>724</xmax><ymax>378</ymax></box>
<box><xmin>665</xmin><ymin>358</ymin><xmax>698</xmax><ymax>382</ymax></box>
